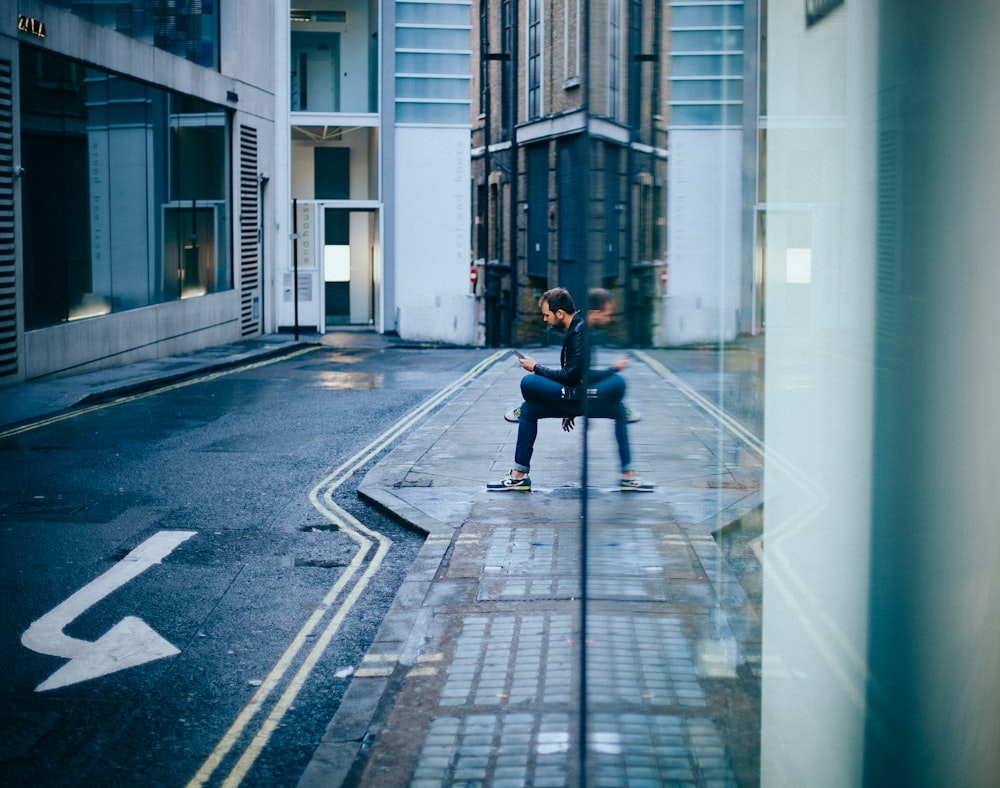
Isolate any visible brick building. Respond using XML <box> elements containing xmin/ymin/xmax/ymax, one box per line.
<box><xmin>470</xmin><ymin>0</ymin><xmax>667</xmax><ymax>346</ymax></box>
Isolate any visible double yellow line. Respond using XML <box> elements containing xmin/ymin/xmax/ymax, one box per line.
<box><xmin>188</xmin><ymin>349</ymin><xmax>507</xmax><ymax>787</ymax></box>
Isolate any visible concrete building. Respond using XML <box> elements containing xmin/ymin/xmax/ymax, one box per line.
<box><xmin>470</xmin><ymin>0</ymin><xmax>668</xmax><ymax>347</ymax></box>
<box><xmin>274</xmin><ymin>0</ymin><xmax>475</xmax><ymax>343</ymax></box>
<box><xmin>3</xmin><ymin>1</ymin><xmax>278</xmax><ymax>383</ymax></box>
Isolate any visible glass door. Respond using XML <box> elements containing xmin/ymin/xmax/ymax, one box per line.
<box><xmin>321</xmin><ymin>207</ymin><xmax>376</xmax><ymax>326</ymax></box>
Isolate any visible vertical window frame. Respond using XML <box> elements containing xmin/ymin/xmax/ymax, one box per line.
<box><xmin>527</xmin><ymin>0</ymin><xmax>542</xmax><ymax>119</ymax></box>
<box><xmin>608</xmin><ymin>0</ymin><xmax>622</xmax><ymax>119</ymax></box>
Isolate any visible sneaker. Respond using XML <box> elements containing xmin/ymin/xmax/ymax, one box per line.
<box><xmin>625</xmin><ymin>407</ymin><xmax>641</xmax><ymax>424</ymax></box>
<box><xmin>620</xmin><ymin>476</ymin><xmax>654</xmax><ymax>492</ymax></box>
<box><xmin>504</xmin><ymin>406</ymin><xmax>522</xmax><ymax>423</ymax></box>
<box><xmin>487</xmin><ymin>471</ymin><xmax>532</xmax><ymax>491</ymax></box>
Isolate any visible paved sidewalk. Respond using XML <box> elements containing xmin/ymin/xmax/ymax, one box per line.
<box><xmin>0</xmin><ymin>334</ymin><xmax>318</xmax><ymax>432</ymax></box>
<box><xmin>302</xmin><ymin>349</ymin><xmax>764</xmax><ymax>787</ymax></box>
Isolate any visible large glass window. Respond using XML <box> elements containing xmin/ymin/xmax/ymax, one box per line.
<box><xmin>292</xmin><ymin>5</ymin><xmax>378</xmax><ymax>114</ymax></box>
<box><xmin>40</xmin><ymin>0</ymin><xmax>219</xmax><ymax>69</ymax></box>
<box><xmin>669</xmin><ymin>0</ymin><xmax>745</xmax><ymax>128</ymax></box>
<box><xmin>19</xmin><ymin>46</ymin><xmax>230</xmax><ymax>330</ymax></box>
<box><xmin>394</xmin><ymin>0</ymin><xmax>472</xmax><ymax>125</ymax></box>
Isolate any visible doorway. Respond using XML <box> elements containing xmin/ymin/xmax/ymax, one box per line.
<box><xmin>291</xmin><ymin>31</ymin><xmax>341</xmax><ymax>112</ymax></box>
<box><xmin>320</xmin><ymin>206</ymin><xmax>377</xmax><ymax>327</ymax></box>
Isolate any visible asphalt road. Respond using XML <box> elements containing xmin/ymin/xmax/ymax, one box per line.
<box><xmin>0</xmin><ymin>343</ymin><xmax>494</xmax><ymax>787</ymax></box>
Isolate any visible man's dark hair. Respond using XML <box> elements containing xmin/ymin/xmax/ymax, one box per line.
<box><xmin>540</xmin><ymin>287</ymin><xmax>576</xmax><ymax>314</ymax></box>
<box><xmin>588</xmin><ymin>288</ymin><xmax>613</xmax><ymax>312</ymax></box>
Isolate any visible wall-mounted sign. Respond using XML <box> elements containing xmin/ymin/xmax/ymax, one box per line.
<box><xmin>806</xmin><ymin>0</ymin><xmax>844</xmax><ymax>27</ymax></box>
<box><xmin>18</xmin><ymin>14</ymin><xmax>47</xmax><ymax>38</ymax></box>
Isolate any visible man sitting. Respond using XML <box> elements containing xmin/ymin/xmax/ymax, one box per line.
<box><xmin>487</xmin><ymin>287</ymin><xmax>653</xmax><ymax>492</ymax></box>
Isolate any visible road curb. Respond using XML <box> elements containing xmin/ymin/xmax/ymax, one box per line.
<box><xmin>76</xmin><ymin>342</ymin><xmax>319</xmax><ymax>406</ymax></box>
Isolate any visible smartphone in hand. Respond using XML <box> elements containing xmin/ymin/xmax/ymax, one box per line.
<box><xmin>510</xmin><ymin>349</ymin><xmax>525</xmax><ymax>359</ymax></box>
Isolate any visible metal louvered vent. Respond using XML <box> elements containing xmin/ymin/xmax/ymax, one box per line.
<box><xmin>239</xmin><ymin>124</ymin><xmax>261</xmax><ymax>337</ymax></box>
<box><xmin>0</xmin><ymin>60</ymin><xmax>17</xmax><ymax>378</ymax></box>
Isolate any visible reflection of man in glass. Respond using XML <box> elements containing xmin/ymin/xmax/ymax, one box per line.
<box><xmin>487</xmin><ymin>287</ymin><xmax>654</xmax><ymax>492</ymax></box>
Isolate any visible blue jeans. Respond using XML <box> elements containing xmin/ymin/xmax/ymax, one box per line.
<box><xmin>512</xmin><ymin>373</ymin><xmax>631</xmax><ymax>474</ymax></box>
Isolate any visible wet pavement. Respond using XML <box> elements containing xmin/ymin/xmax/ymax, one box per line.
<box><xmin>0</xmin><ymin>333</ymin><xmax>764</xmax><ymax>787</ymax></box>
<box><xmin>302</xmin><ymin>342</ymin><xmax>764</xmax><ymax>787</ymax></box>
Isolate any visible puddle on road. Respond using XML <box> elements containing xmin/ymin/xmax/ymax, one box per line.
<box><xmin>311</xmin><ymin>371</ymin><xmax>383</xmax><ymax>390</ymax></box>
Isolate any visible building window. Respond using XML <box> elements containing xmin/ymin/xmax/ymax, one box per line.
<box><xmin>527</xmin><ymin>0</ymin><xmax>542</xmax><ymax>119</ymax></box>
<box><xmin>669</xmin><ymin>0</ymin><xmax>745</xmax><ymax>128</ymax></box>
<box><xmin>40</xmin><ymin>0</ymin><xmax>219</xmax><ymax>69</ymax></box>
<box><xmin>490</xmin><ymin>182</ymin><xmax>503</xmax><ymax>262</ymax></box>
<box><xmin>502</xmin><ymin>0</ymin><xmax>513</xmax><ymax>135</ymax></box>
<box><xmin>19</xmin><ymin>46</ymin><xmax>230</xmax><ymax>330</ymax></box>
<box><xmin>609</xmin><ymin>0</ymin><xmax>621</xmax><ymax>118</ymax></box>
<box><xmin>395</xmin><ymin>0</ymin><xmax>472</xmax><ymax>125</ymax></box>
<box><xmin>563</xmin><ymin>0</ymin><xmax>580</xmax><ymax>86</ymax></box>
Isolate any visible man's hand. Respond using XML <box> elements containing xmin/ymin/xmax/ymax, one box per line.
<box><xmin>612</xmin><ymin>355</ymin><xmax>629</xmax><ymax>372</ymax></box>
<box><xmin>562</xmin><ymin>417</ymin><xmax>575</xmax><ymax>432</ymax></box>
<box><xmin>519</xmin><ymin>356</ymin><xmax>536</xmax><ymax>372</ymax></box>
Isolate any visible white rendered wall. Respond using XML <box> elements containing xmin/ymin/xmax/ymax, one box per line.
<box><xmin>392</xmin><ymin>127</ymin><xmax>474</xmax><ymax>344</ymax></box>
<box><xmin>760</xmin><ymin>0</ymin><xmax>877</xmax><ymax>785</ymax></box>
<box><xmin>662</xmin><ymin>128</ymin><xmax>743</xmax><ymax>345</ymax></box>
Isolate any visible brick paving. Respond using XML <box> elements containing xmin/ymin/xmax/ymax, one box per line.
<box><xmin>303</xmin><ymin>348</ymin><xmax>763</xmax><ymax>786</ymax></box>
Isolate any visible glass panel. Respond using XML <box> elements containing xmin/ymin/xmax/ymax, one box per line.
<box><xmin>671</xmin><ymin>53</ymin><xmax>744</xmax><ymax>77</ymax></box>
<box><xmin>670</xmin><ymin>29</ymin><xmax>744</xmax><ymax>52</ymax></box>
<box><xmin>671</xmin><ymin>4</ymin><xmax>744</xmax><ymax>27</ymax></box>
<box><xmin>291</xmin><ymin>4</ymin><xmax>377</xmax><ymax>114</ymax></box>
<box><xmin>102</xmin><ymin>75</ymin><xmax>155</xmax><ymax>310</ymax></box>
<box><xmin>19</xmin><ymin>45</ymin><xmax>229</xmax><ymax>329</ymax></box>
<box><xmin>396</xmin><ymin>27</ymin><xmax>472</xmax><ymax>50</ymax></box>
<box><xmin>325</xmin><ymin>246</ymin><xmax>350</xmax><ymax>282</ymax></box>
<box><xmin>291</xmin><ymin>31</ymin><xmax>342</xmax><ymax>112</ymax></box>
<box><xmin>397</xmin><ymin>3</ymin><xmax>471</xmax><ymax>25</ymax></box>
<box><xmin>395</xmin><ymin>101</ymin><xmax>470</xmax><ymax>124</ymax></box>
<box><xmin>671</xmin><ymin>79</ymin><xmax>725</xmax><ymax>101</ymax></box>
<box><xmin>170</xmin><ymin>126</ymin><xmax>226</xmax><ymax>202</ymax></box>
<box><xmin>396</xmin><ymin>51</ymin><xmax>471</xmax><ymax>74</ymax></box>
<box><xmin>721</xmin><ymin>103</ymin><xmax>743</xmax><ymax>124</ymax></box>
<box><xmin>669</xmin><ymin>103</ymin><xmax>743</xmax><ymax>126</ymax></box>
<box><xmin>39</xmin><ymin>0</ymin><xmax>218</xmax><ymax>68</ymax></box>
<box><xmin>670</xmin><ymin>104</ymin><xmax>724</xmax><ymax>125</ymax></box>
<box><xmin>163</xmin><ymin>207</ymin><xmax>221</xmax><ymax>299</ymax></box>
<box><xmin>671</xmin><ymin>78</ymin><xmax>743</xmax><ymax>101</ymax></box>
<box><xmin>396</xmin><ymin>77</ymin><xmax>472</xmax><ymax>100</ymax></box>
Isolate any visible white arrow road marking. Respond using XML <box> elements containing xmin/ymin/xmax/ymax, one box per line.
<box><xmin>21</xmin><ymin>530</ymin><xmax>197</xmax><ymax>692</ymax></box>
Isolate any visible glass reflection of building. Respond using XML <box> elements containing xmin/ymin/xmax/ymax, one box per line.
<box><xmin>3</xmin><ymin>1</ymin><xmax>274</xmax><ymax>382</ymax></box>
<box><xmin>19</xmin><ymin>49</ymin><xmax>229</xmax><ymax>329</ymax></box>
<box><xmin>470</xmin><ymin>0</ymin><xmax>668</xmax><ymax>348</ymax></box>
<box><xmin>37</xmin><ymin>0</ymin><xmax>219</xmax><ymax>68</ymax></box>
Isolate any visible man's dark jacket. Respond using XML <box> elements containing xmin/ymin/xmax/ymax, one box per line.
<box><xmin>532</xmin><ymin>312</ymin><xmax>614</xmax><ymax>399</ymax></box>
